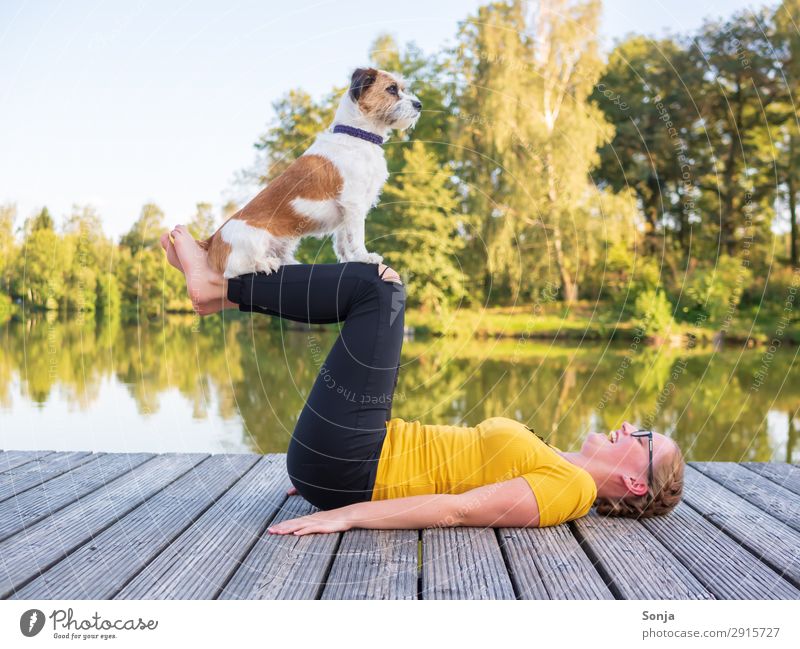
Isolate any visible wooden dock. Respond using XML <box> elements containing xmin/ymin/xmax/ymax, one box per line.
<box><xmin>0</xmin><ymin>450</ymin><xmax>798</xmax><ymax>600</ymax></box>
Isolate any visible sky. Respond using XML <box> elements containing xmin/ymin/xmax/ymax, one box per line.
<box><xmin>0</xmin><ymin>0</ymin><xmax>764</xmax><ymax>239</ymax></box>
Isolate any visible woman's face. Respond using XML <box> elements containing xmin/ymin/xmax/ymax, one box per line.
<box><xmin>581</xmin><ymin>421</ymin><xmax>670</xmax><ymax>497</ymax></box>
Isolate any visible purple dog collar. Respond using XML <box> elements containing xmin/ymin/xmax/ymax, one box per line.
<box><xmin>333</xmin><ymin>124</ymin><xmax>384</xmax><ymax>146</ymax></box>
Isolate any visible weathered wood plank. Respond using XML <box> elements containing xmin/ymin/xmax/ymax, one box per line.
<box><xmin>641</xmin><ymin>498</ymin><xmax>800</xmax><ymax>599</ymax></box>
<box><xmin>421</xmin><ymin>527</ymin><xmax>515</xmax><ymax>600</ymax></box>
<box><xmin>114</xmin><ymin>454</ymin><xmax>290</xmax><ymax>600</ymax></box>
<box><xmin>0</xmin><ymin>451</ymin><xmax>55</xmax><ymax>473</ymax></box>
<box><xmin>0</xmin><ymin>452</ymin><xmax>99</xmax><ymax>503</ymax></box>
<box><xmin>3</xmin><ymin>452</ymin><xmax>799</xmax><ymax>602</ymax></box>
<box><xmin>220</xmin><ymin>495</ymin><xmax>339</xmax><ymax>600</ymax></box>
<box><xmin>740</xmin><ymin>462</ymin><xmax>800</xmax><ymax>497</ymax></box>
<box><xmin>0</xmin><ymin>453</ymin><xmax>206</xmax><ymax>598</ymax></box>
<box><xmin>497</xmin><ymin>525</ymin><xmax>614</xmax><ymax>599</ymax></box>
<box><xmin>0</xmin><ymin>452</ymin><xmax>153</xmax><ymax>542</ymax></box>
<box><xmin>690</xmin><ymin>462</ymin><xmax>800</xmax><ymax>533</ymax></box>
<box><xmin>322</xmin><ymin>529</ymin><xmax>418</xmax><ymax>600</ymax></box>
<box><xmin>572</xmin><ymin>507</ymin><xmax>715</xmax><ymax>599</ymax></box>
<box><xmin>10</xmin><ymin>454</ymin><xmax>258</xmax><ymax>600</ymax></box>
<box><xmin>683</xmin><ymin>465</ymin><xmax>800</xmax><ymax>588</ymax></box>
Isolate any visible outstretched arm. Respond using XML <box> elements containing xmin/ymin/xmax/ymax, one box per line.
<box><xmin>268</xmin><ymin>477</ymin><xmax>540</xmax><ymax>535</ymax></box>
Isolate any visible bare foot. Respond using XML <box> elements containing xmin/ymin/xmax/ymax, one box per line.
<box><xmin>160</xmin><ymin>232</ymin><xmax>183</xmax><ymax>272</ymax></box>
<box><xmin>170</xmin><ymin>225</ymin><xmax>234</xmax><ymax>315</ymax></box>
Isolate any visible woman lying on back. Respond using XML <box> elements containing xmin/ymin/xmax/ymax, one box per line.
<box><xmin>162</xmin><ymin>225</ymin><xmax>685</xmax><ymax>535</ymax></box>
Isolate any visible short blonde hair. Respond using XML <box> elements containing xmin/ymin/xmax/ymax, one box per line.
<box><xmin>592</xmin><ymin>439</ymin><xmax>684</xmax><ymax>519</ymax></box>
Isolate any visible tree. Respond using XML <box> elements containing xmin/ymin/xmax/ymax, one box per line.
<box><xmin>29</xmin><ymin>206</ymin><xmax>54</xmax><ymax>232</ymax></box>
<box><xmin>252</xmin><ymin>89</ymin><xmax>339</xmax><ymax>185</ymax></box>
<box><xmin>15</xmin><ymin>210</ymin><xmax>68</xmax><ymax>309</ymax></box>
<box><xmin>61</xmin><ymin>205</ymin><xmax>112</xmax><ymax>314</ymax></box>
<box><xmin>117</xmin><ymin>203</ymin><xmax>185</xmax><ymax>319</ymax></box>
<box><xmin>774</xmin><ymin>0</ymin><xmax>800</xmax><ymax>267</ymax></box>
<box><xmin>594</xmin><ymin>36</ymin><xmax>702</xmax><ymax>261</ymax></box>
<box><xmin>370</xmin><ymin>140</ymin><xmax>466</xmax><ymax>312</ymax></box>
<box><xmin>453</xmin><ymin>1</ymin><xmax>533</xmax><ymax>301</ymax></box>
<box><xmin>368</xmin><ymin>33</ymin><xmax>454</xmax><ymax>170</ymax></box>
<box><xmin>221</xmin><ymin>200</ymin><xmax>239</xmax><ymax>220</ymax></box>
<box><xmin>0</xmin><ymin>204</ymin><xmax>18</xmax><ymax>296</ymax></box>
<box><xmin>454</xmin><ymin>0</ymin><xmax>612</xmax><ymax>303</ymax></box>
<box><xmin>188</xmin><ymin>202</ymin><xmax>215</xmax><ymax>240</ymax></box>
<box><xmin>688</xmin><ymin>8</ymin><xmax>783</xmax><ymax>260</ymax></box>
<box><xmin>119</xmin><ymin>203</ymin><xmax>166</xmax><ymax>256</ymax></box>
<box><xmin>528</xmin><ymin>0</ymin><xmax>611</xmax><ymax>303</ymax></box>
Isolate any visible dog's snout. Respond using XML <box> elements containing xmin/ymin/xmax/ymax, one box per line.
<box><xmin>412</xmin><ymin>100</ymin><xmax>422</xmax><ymax>111</ymax></box>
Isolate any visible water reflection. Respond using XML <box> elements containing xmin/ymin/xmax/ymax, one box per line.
<box><xmin>1</xmin><ymin>315</ymin><xmax>797</xmax><ymax>462</ymax></box>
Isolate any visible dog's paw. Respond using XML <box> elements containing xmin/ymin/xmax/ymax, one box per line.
<box><xmin>349</xmin><ymin>252</ymin><xmax>384</xmax><ymax>265</ymax></box>
<box><xmin>254</xmin><ymin>256</ymin><xmax>282</xmax><ymax>274</ymax></box>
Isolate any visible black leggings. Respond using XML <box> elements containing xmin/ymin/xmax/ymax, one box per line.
<box><xmin>226</xmin><ymin>262</ymin><xmax>406</xmax><ymax>510</ymax></box>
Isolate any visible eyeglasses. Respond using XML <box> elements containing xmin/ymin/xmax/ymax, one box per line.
<box><xmin>631</xmin><ymin>429</ymin><xmax>654</xmax><ymax>499</ymax></box>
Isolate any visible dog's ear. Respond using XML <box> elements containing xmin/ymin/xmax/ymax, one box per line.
<box><xmin>349</xmin><ymin>67</ymin><xmax>378</xmax><ymax>102</ymax></box>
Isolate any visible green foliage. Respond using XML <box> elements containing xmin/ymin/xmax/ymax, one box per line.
<box><xmin>0</xmin><ymin>203</ymin><xmax>18</xmax><ymax>295</ymax></box>
<box><xmin>188</xmin><ymin>202</ymin><xmax>216</xmax><ymax>240</ymax></box>
<box><xmin>633</xmin><ymin>289</ymin><xmax>675</xmax><ymax>338</ymax></box>
<box><xmin>452</xmin><ymin>0</ymin><xmax>610</xmax><ymax>303</ymax></box>
<box><xmin>4</xmin><ymin>0</ymin><xmax>799</xmax><ymax>328</ymax></box>
<box><xmin>15</xmin><ymin>226</ymin><xmax>67</xmax><ymax>309</ymax></box>
<box><xmin>0</xmin><ymin>292</ymin><xmax>12</xmax><ymax>323</ymax></box>
<box><xmin>117</xmin><ymin>245</ymin><xmax>186</xmax><ymax>321</ymax></box>
<box><xmin>596</xmin><ymin>8</ymin><xmax>784</xmax><ymax>271</ymax></box>
<box><xmin>594</xmin><ymin>36</ymin><xmax>699</xmax><ymax>256</ymax></box>
<box><xmin>370</xmin><ymin>140</ymin><xmax>466</xmax><ymax>312</ymax></box>
<box><xmin>96</xmin><ymin>272</ymin><xmax>121</xmax><ymax>317</ymax></box>
<box><xmin>30</xmin><ymin>207</ymin><xmax>54</xmax><ymax>232</ymax></box>
<box><xmin>602</xmin><ymin>246</ymin><xmax>665</xmax><ymax>314</ymax></box>
<box><xmin>119</xmin><ymin>203</ymin><xmax>165</xmax><ymax>256</ymax></box>
<box><xmin>61</xmin><ymin>206</ymin><xmax>109</xmax><ymax>314</ymax></box>
<box><xmin>367</xmin><ymin>33</ymin><xmax>454</xmax><ymax>171</ymax></box>
<box><xmin>295</xmin><ymin>236</ymin><xmax>337</xmax><ymax>264</ymax></box>
<box><xmin>253</xmin><ymin>89</ymin><xmax>338</xmax><ymax>184</ymax></box>
<box><xmin>680</xmin><ymin>256</ymin><xmax>752</xmax><ymax>328</ymax></box>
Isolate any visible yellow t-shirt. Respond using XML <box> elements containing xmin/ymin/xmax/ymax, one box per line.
<box><xmin>371</xmin><ymin>416</ymin><xmax>597</xmax><ymax>527</ymax></box>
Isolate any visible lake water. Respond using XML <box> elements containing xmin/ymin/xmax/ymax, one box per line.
<box><xmin>1</xmin><ymin>314</ymin><xmax>798</xmax><ymax>462</ymax></box>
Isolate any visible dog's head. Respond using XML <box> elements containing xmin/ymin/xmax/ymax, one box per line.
<box><xmin>348</xmin><ymin>67</ymin><xmax>421</xmax><ymax>131</ymax></box>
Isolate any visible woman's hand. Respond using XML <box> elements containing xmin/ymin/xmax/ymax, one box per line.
<box><xmin>268</xmin><ymin>509</ymin><xmax>352</xmax><ymax>535</ymax></box>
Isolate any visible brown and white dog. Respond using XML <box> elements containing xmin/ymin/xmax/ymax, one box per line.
<box><xmin>200</xmin><ymin>67</ymin><xmax>422</xmax><ymax>277</ymax></box>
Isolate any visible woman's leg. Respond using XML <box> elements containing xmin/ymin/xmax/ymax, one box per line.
<box><xmin>227</xmin><ymin>262</ymin><xmax>406</xmax><ymax>510</ymax></box>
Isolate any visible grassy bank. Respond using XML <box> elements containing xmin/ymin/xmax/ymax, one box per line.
<box><xmin>404</xmin><ymin>301</ymin><xmax>800</xmax><ymax>347</ymax></box>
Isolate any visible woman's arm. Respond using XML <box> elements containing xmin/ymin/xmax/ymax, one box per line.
<box><xmin>268</xmin><ymin>477</ymin><xmax>540</xmax><ymax>535</ymax></box>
